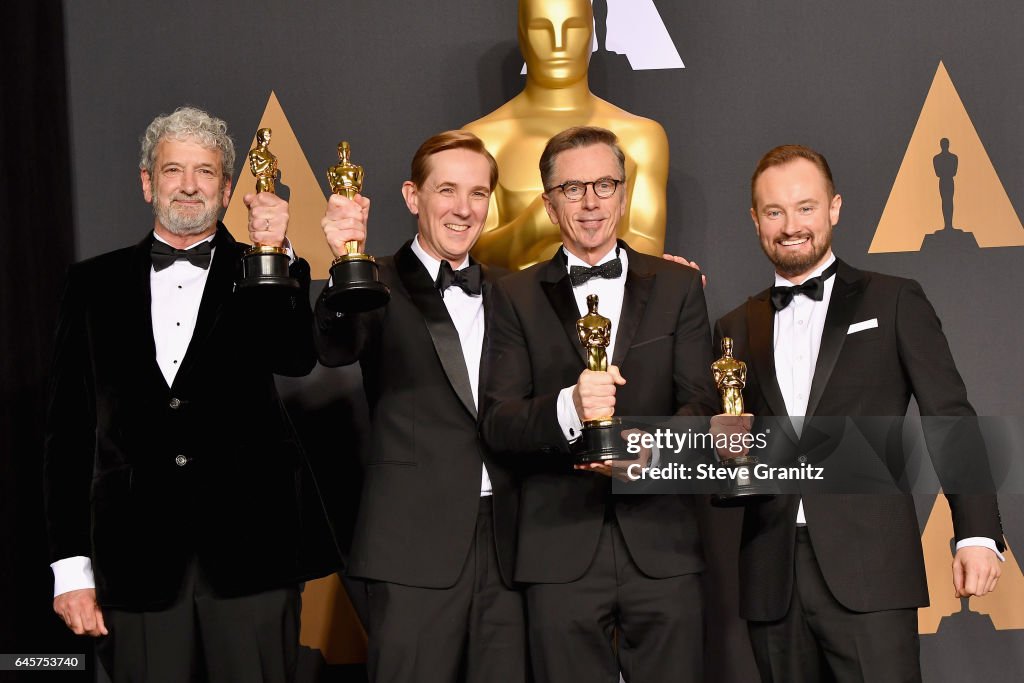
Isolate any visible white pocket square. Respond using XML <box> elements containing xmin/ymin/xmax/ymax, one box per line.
<box><xmin>848</xmin><ymin>318</ymin><xmax>878</xmax><ymax>335</ymax></box>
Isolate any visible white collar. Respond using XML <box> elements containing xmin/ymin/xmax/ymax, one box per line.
<box><xmin>152</xmin><ymin>231</ymin><xmax>216</xmax><ymax>250</ymax></box>
<box><xmin>411</xmin><ymin>234</ymin><xmax>470</xmax><ymax>282</ymax></box>
<box><xmin>563</xmin><ymin>243</ymin><xmax>623</xmax><ymax>270</ymax></box>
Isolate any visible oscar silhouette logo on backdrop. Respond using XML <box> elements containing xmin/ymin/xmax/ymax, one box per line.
<box><xmin>225</xmin><ymin>93</ymin><xmax>368</xmax><ymax>667</ymax></box>
<box><xmin>520</xmin><ymin>0</ymin><xmax>683</xmax><ymax>73</ymax></box>
<box><xmin>870</xmin><ymin>61</ymin><xmax>1024</xmax><ymax>253</ymax></box>
<box><xmin>224</xmin><ymin>91</ymin><xmax>334</xmax><ymax>280</ymax></box>
<box><xmin>919</xmin><ymin>495</ymin><xmax>1024</xmax><ymax>635</ymax></box>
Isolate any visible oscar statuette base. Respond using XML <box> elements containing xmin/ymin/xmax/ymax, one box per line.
<box><xmin>323</xmin><ymin>253</ymin><xmax>390</xmax><ymax>313</ymax></box>
<box><xmin>239</xmin><ymin>245</ymin><xmax>299</xmax><ymax>289</ymax></box>
<box><xmin>710</xmin><ymin>455</ymin><xmax>775</xmax><ymax>507</ymax></box>
<box><xmin>573</xmin><ymin>418</ymin><xmax>636</xmax><ymax>465</ymax></box>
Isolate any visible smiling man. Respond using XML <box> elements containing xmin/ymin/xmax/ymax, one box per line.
<box><xmin>479</xmin><ymin>126</ymin><xmax>718</xmax><ymax>683</ymax></box>
<box><xmin>465</xmin><ymin>0</ymin><xmax>670</xmax><ymax>270</ymax></box>
<box><xmin>44</xmin><ymin>106</ymin><xmax>333</xmax><ymax>682</ymax></box>
<box><xmin>713</xmin><ymin>144</ymin><xmax>1004</xmax><ymax>682</ymax></box>
<box><xmin>314</xmin><ymin>130</ymin><xmax>527</xmax><ymax>683</ymax></box>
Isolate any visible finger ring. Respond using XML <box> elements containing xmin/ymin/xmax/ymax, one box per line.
<box><xmin>264</xmin><ymin>218</ymin><xmax>271</xmax><ymax>230</ymax></box>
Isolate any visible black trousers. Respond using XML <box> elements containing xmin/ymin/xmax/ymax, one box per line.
<box><xmin>365</xmin><ymin>496</ymin><xmax>528</xmax><ymax>683</ymax></box>
<box><xmin>97</xmin><ymin>559</ymin><xmax>300</xmax><ymax>683</ymax></box>
<box><xmin>525</xmin><ymin>512</ymin><xmax>704</xmax><ymax>683</ymax></box>
<box><xmin>747</xmin><ymin>526</ymin><xmax>921</xmax><ymax>683</ymax></box>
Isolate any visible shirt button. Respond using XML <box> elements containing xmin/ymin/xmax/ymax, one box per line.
<box><xmin>797</xmin><ymin>320</ymin><xmax>805</xmax><ymax>326</ymax></box>
<box><xmin>169</xmin><ymin>398</ymin><xmax>181</xmax><ymax>409</ymax></box>
<box><xmin>175</xmin><ymin>454</ymin><xmax>188</xmax><ymax>467</ymax></box>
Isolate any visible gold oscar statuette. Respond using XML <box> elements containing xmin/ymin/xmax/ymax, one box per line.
<box><xmin>239</xmin><ymin>128</ymin><xmax>298</xmax><ymax>289</ymax></box>
<box><xmin>712</xmin><ymin>337</ymin><xmax>746</xmax><ymax>416</ymax></box>
<box><xmin>465</xmin><ymin>0</ymin><xmax>669</xmax><ymax>270</ymax></box>
<box><xmin>710</xmin><ymin>337</ymin><xmax>773</xmax><ymax>506</ymax></box>
<box><xmin>321</xmin><ymin>141</ymin><xmax>390</xmax><ymax>312</ymax></box>
<box><xmin>573</xmin><ymin>295</ymin><xmax>632</xmax><ymax>464</ymax></box>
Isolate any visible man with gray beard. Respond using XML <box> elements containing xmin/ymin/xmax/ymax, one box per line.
<box><xmin>44</xmin><ymin>106</ymin><xmax>335</xmax><ymax>682</ymax></box>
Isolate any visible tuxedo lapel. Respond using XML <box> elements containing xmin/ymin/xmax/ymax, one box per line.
<box><xmin>805</xmin><ymin>260</ymin><xmax>866</xmax><ymax>418</ymax></box>
<box><xmin>129</xmin><ymin>233</ymin><xmax>169</xmax><ymax>391</ymax></box>
<box><xmin>745</xmin><ymin>292</ymin><xmax>802</xmax><ymax>444</ymax></box>
<box><xmin>612</xmin><ymin>245</ymin><xmax>654</xmax><ymax>367</ymax></box>
<box><xmin>396</xmin><ymin>242</ymin><xmax>477</xmax><ymax>419</ymax></box>
<box><xmin>480</xmin><ymin>263</ymin><xmax>499</xmax><ymax>330</ymax></box>
<box><xmin>539</xmin><ymin>252</ymin><xmax>587</xmax><ymax>367</ymax></box>
<box><xmin>173</xmin><ymin>225</ymin><xmax>239</xmax><ymax>387</ymax></box>
<box><xmin>746</xmin><ymin>293</ymin><xmax>788</xmax><ymax>418</ymax></box>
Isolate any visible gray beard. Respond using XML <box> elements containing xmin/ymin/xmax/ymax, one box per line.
<box><xmin>154</xmin><ymin>197</ymin><xmax>221</xmax><ymax>236</ymax></box>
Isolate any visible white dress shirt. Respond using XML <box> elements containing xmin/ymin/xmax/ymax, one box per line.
<box><xmin>773</xmin><ymin>252</ymin><xmax>1000</xmax><ymax>559</ymax></box>
<box><xmin>151</xmin><ymin>233</ymin><xmax>217</xmax><ymax>386</ymax></box>
<box><xmin>773</xmin><ymin>254</ymin><xmax>835</xmax><ymax>525</ymax></box>
<box><xmin>556</xmin><ymin>244</ymin><xmax>628</xmax><ymax>441</ymax></box>
<box><xmin>410</xmin><ymin>236</ymin><xmax>492</xmax><ymax>496</ymax></box>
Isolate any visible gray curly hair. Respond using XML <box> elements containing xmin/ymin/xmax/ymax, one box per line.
<box><xmin>139</xmin><ymin>106</ymin><xmax>235</xmax><ymax>180</ymax></box>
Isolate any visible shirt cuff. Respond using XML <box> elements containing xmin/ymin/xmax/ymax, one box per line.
<box><xmin>51</xmin><ymin>556</ymin><xmax>95</xmax><ymax>597</ymax></box>
<box><xmin>955</xmin><ymin>537</ymin><xmax>1005</xmax><ymax>562</ymax></box>
<box><xmin>648</xmin><ymin>441</ymin><xmax>661</xmax><ymax>468</ymax></box>
<box><xmin>557</xmin><ymin>386</ymin><xmax>584</xmax><ymax>443</ymax></box>
<box><xmin>282</xmin><ymin>237</ymin><xmax>296</xmax><ymax>264</ymax></box>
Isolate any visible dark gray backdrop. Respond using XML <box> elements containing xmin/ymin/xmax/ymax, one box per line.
<box><xmin>62</xmin><ymin>1</ymin><xmax>1024</xmax><ymax>681</ymax></box>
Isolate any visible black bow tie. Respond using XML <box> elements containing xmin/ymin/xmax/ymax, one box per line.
<box><xmin>770</xmin><ymin>261</ymin><xmax>839</xmax><ymax>311</ymax></box>
<box><xmin>151</xmin><ymin>239</ymin><xmax>213</xmax><ymax>271</ymax></box>
<box><xmin>568</xmin><ymin>257</ymin><xmax>622</xmax><ymax>287</ymax></box>
<box><xmin>435</xmin><ymin>260</ymin><xmax>482</xmax><ymax>295</ymax></box>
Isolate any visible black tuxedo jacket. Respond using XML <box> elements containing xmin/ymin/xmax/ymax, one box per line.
<box><xmin>44</xmin><ymin>226</ymin><xmax>337</xmax><ymax>610</ymax></box>
<box><xmin>314</xmin><ymin>240</ymin><xmax>518</xmax><ymax>588</ymax></box>
<box><xmin>480</xmin><ymin>242</ymin><xmax>719</xmax><ymax>584</ymax></box>
<box><xmin>714</xmin><ymin>259</ymin><xmax>1004</xmax><ymax>620</ymax></box>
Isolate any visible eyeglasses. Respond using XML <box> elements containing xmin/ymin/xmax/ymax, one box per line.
<box><xmin>546</xmin><ymin>178</ymin><xmax>623</xmax><ymax>202</ymax></box>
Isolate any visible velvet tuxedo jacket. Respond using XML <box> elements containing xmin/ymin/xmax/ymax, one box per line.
<box><xmin>714</xmin><ymin>259</ymin><xmax>1004</xmax><ymax>621</ymax></box>
<box><xmin>44</xmin><ymin>225</ymin><xmax>336</xmax><ymax>610</ymax></box>
<box><xmin>314</xmin><ymin>240</ymin><xmax>518</xmax><ymax>589</ymax></box>
<box><xmin>480</xmin><ymin>242</ymin><xmax>720</xmax><ymax>584</ymax></box>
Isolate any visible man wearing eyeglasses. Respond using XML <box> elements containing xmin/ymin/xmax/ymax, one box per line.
<box><xmin>480</xmin><ymin>126</ymin><xmax>719</xmax><ymax>683</ymax></box>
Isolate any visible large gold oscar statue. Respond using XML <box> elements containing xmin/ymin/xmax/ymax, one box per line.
<box><xmin>465</xmin><ymin>0</ymin><xmax>669</xmax><ymax>270</ymax></box>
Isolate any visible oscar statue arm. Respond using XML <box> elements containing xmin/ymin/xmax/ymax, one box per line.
<box><xmin>621</xmin><ymin>120</ymin><xmax>669</xmax><ymax>257</ymax></box>
<box><xmin>472</xmin><ymin>193</ymin><xmax>562</xmax><ymax>270</ymax></box>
